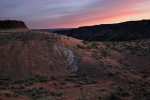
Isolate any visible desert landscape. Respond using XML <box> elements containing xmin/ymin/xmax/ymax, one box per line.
<box><xmin>0</xmin><ymin>0</ymin><xmax>150</xmax><ymax>100</ymax></box>
<box><xmin>0</xmin><ymin>20</ymin><xmax>149</xmax><ymax>100</ymax></box>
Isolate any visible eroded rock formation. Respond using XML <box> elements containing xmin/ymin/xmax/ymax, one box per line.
<box><xmin>0</xmin><ymin>31</ymin><xmax>81</xmax><ymax>79</ymax></box>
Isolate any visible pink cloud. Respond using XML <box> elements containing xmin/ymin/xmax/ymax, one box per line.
<box><xmin>35</xmin><ymin>0</ymin><xmax>150</xmax><ymax>28</ymax></box>
<box><xmin>1</xmin><ymin>0</ymin><xmax>149</xmax><ymax>28</ymax></box>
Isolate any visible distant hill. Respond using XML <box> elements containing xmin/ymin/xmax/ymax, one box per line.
<box><xmin>35</xmin><ymin>28</ymin><xmax>74</xmax><ymax>33</ymax></box>
<box><xmin>52</xmin><ymin>19</ymin><xmax>150</xmax><ymax>41</ymax></box>
<box><xmin>0</xmin><ymin>20</ymin><xmax>27</xmax><ymax>29</ymax></box>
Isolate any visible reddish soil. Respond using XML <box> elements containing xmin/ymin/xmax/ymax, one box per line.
<box><xmin>0</xmin><ymin>29</ymin><xmax>150</xmax><ymax>100</ymax></box>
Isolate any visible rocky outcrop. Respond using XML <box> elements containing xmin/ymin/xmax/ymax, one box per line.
<box><xmin>53</xmin><ymin>19</ymin><xmax>150</xmax><ymax>41</ymax></box>
<box><xmin>54</xmin><ymin>45</ymin><xmax>81</xmax><ymax>72</ymax></box>
<box><xmin>0</xmin><ymin>20</ymin><xmax>27</xmax><ymax>29</ymax></box>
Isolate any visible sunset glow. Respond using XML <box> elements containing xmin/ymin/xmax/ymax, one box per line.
<box><xmin>0</xmin><ymin>0</ymin><xmax>150</xmax><ymax>29</ymax></box>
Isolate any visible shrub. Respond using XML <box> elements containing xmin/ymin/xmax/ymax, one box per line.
<box><xmin>83</xmin><ymin>77</ymin><xmax>97</xmax><ymax>84</ymax></box>
<box><xmin>44</xmin><ymin>90</ymin><xmax>49</xmax><ymax>94</ymax></box>
<box><xmin>91</xmin><ymin>42</ymin><xmax>98</xmax><ymax>47</ymax></box>
<box><xmin>4</xmin><ymin>93</ymin><xmax>11</xmax><ymax>97</ymax></box>
<box><xmin>30</xmin><ymin>91</ymin><xmax>36</xmax><ymax>97</ymax></box>
<box><xmin>38</xmin><ymin>77</ymin><xmax>49</xmax><ymax>83</ymax></box>
<box><xmin>14</xmin><ymin>90</ymin><xmax>24</xmax><ymax>95</ymax></box>
<box><xmin>4</xmin><ymin>81</ymin><xmax>11</xmax><ymax>87</ymax></box>
<box><xmin>39</xmin><ymin>87</ymin><xmax>44</xmax><ymax>90</ymax></box>
<box><xmin>143</xmin><ymin>74</ymin><xmax>149</xmax><ymax>79</ymax></box>
<box><xmin>0</xmin><ymin>81</ymin><xmax>2</xmax><ymax>85</ymax></box>
<box><xmin>53</xmin><ymin>82</ymin><xmax>57</xmax><ymax>85</ymax></box>
<box><xmin>116</xmin><ymin>87</ymin><xmax>130</xmax><ymax>97</ymax></box>
<box><xmin>77</xmin><ymin>44</ymin><xmax>85</xmax><ymax>49</ymax></box>
<box><xmin>20</xmin><ymin>86</ymin><xmax>25</xmax><ymax>89</ymax></box>
<box><xmin>0</xmin><ymin>87</ymin><xmax>6</xmax><ymax>90</ymax></box>
<box><xmin>77</xmin><ymin>82</ymin><xmax>84</xmax><ymax>85</ymax></box>
<box><xmin>60</xmin><ymin>81</ymin><xmax>66</xmax><ymax>85</ymax></box>
<box><xmin>29</xmin><ymin>81</ymin><xmax>34</xmax><ymax>85</ymax></box>
<box><xmin>74</xmin><ymin>84</ymin><xmax>82</xmax><ymax>87</ymax></box>
<box><xmin>65</xmin><ymin>77</ymin><xmax>75</xmax><ymax>82</ymax></box>
<box><xmin>50</xmin><ymin>91</ymin><xmax>56</xmax><ymax>96</ymax></box>
<box><xmin>82</xmin><ymin>41</ymin><xmax>88</xmax><ymax>45</ymax></box>
<box><xmin>101</xmin><ymin>51</ymin><xmax>107</xmax><ymax>58</ymax></box>
<box><xmin>13</xmin><ymin>79</ymin><xmax>25</xmax><ymax>84</ymax></box>
<box><xmin>51</xmin><ymin>76</ymin><xmax>57</xmax><ymax>80</ymax></box>
<box><xmin>50</xmin><ymin>91</ymin><xmax>63</xmax><ymax>97</ymax></box>
<box><xmin>28</xmin><ymin>81</ymin><xmax>34</xmax><ymax>85</ymax></box>
<box><xmin>109</xmin><ymin>93</ymin><xmax>122</xmax><ymax>100</ymax></box>
<box><xmin>98</xmin><ymin>95</ymin><xmax>103</xmax><ymax>100</ymax></box>
<box><xmin>86</xmin><ymin>45</ymin><xmax>91</xmax><ymax>50</ymax></box>
<box><xmin>13</xmin><ymin>93</ymin><xmax>19</xmax><ymax>97</ymax></box>
<box><xmin>57</xmin><ymin>92</ymin><xmax>63</xmax><ymax>97</ymax></box>
<box><xmin>26</xmin><ymin>89</ymin><xmax>32</xmax><ymax>93</ymax></box>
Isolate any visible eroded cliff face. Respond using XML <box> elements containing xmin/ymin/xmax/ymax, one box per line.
<box><xmin>54</xmin><ymin>45</ymin><xmax>81</xmax><ymax>72</ymax></box>
<box><xmin>0</xmin><ymin>20</ymin><xmax>27</xmax><ymax>29</ymax></box>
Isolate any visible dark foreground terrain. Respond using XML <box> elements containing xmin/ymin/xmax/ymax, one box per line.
<box><xmin>0</xmin><ymin>29</ymin><xmax>150</xmax><ymax>100</ymax></box>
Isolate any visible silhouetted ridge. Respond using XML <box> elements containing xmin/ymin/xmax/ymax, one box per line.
<box><xmin>0</xmin><ymin>20</ymin><xmax>27</xmax><ymax>29</ymax></box>
<box><xmin>53</xmin><ymin>19</ymin><xmax>150</xmax><ymax>41</ymax></box>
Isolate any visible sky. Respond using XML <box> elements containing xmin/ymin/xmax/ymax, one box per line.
<box><xmin>0</xmin><ymin>0</ymin><xmax>150</xmax><ymax>29</ymax></box>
